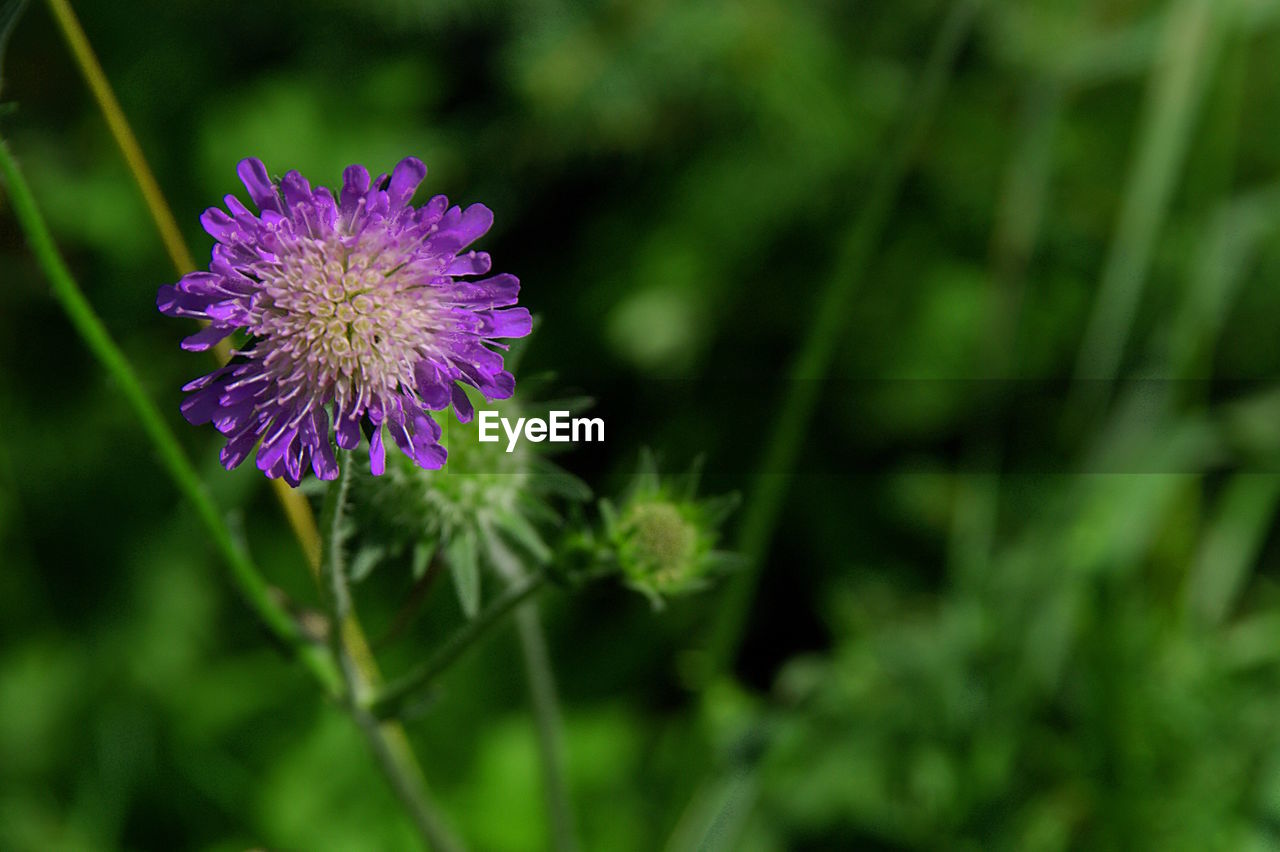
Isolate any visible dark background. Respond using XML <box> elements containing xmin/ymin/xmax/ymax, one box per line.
<box><xmin>6</xmin><ymin>0</ymin><xmax>1280</xmax><ymax>849</ymax></box>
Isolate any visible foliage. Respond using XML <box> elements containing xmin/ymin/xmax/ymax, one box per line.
<box><xmin>5</xmin><ymin>0</ymin><xmax>1280</xmax><ymax>849</ymax></box>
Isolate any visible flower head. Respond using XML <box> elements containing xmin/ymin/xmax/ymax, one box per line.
<box><xmin>158</xmin><ymin>157</ymin><xmax>530</xmax><ymax>485</ymax></box>
<box><xmin>601</xmin><ymin>454</ymin><xmax>740</xmax><ymax>607</ymax></box>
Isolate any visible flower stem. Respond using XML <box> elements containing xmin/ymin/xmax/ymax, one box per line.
<box><xmin>703</xmin><ymin>0</ymin><xmax>982</xmax><ymax>677</ymax></box>
<box><xmin>368</xmin><ymin>570</ymin><xmax>548</xmax><ymax>720</ymax></box>
<box><xmin>0</xmin><ymin>135</ymin><xmax>342</xmax><ymax>698</ymax></box>
<box><xmin>320</xmin><ymin>463</ymin><xmax>464</xmax><ymax>852</ymax></box>
<box><xmin>514</xmin><ymin>602</ymin><xmax>578</xmax><ymax>852</ymax></box>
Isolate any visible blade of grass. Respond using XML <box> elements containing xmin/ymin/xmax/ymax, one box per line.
<box><xmin>704</xmin><ymin>0</ymin><xmax>983</xmax><ymax>677</ymax></box>
<box><xmin>663</xmin><ymin>765</ymin><xmax>758</xmax><ymax>852</ymax></box>
<box><xmin>951</xmin><ymin>81</ymin><xmax>1063</xmax><ymax>585</ymax></box>
<box><xmin>1184</xmin><ymin>474</ymin><xmax>1280</xmax><ymax>626</ymax></box>
<box><xmin>1072</xmin><ymin>0</ymin><xmax>1222</xmax><ymax>387</ymax></box>
<box><xmin>1167</xmin><ymin>186</ymin><xmax>1280</xmax><ymax>379</ymax></box>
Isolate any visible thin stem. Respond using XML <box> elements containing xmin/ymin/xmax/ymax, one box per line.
<box><xmin>319</xmin><ymin>463</ymin><xmax>463</xmax><ymax>852</ymax></box>
<box><xmin>514</xmin><ymin>602</ymin><xmax>578</xmax><ymax>852</ymax></box>
<box><xmin>43</xmin><ymin>0</ymin><xmax>195</xmax><ymax>276</ymax></box>
<box><xmin>0</xmin><ymin>135</ymin><xmax>342</xmax><ymax>698</ymax></box>
<box><xmin>663</xmin><ymin>766</ymin><xmax>758</xmax><ymax>852</ymax></box>
<box><xmin>349</xmin><ymin>707</ymin><xmax>464</xmax><ymax>852</ymax></box>
<box><xmin>320</xmin><ymin>462</ymin><xmax>356</xmax><ymax>667</ymax></box>
<box><xmin>369</xmin><ymin>571</ymin><xmax>548</xmax><ymax>720</ymax></box>
<box><xmin>703</xmin><ymin>0</ymin><xmax>982</xmax><ymax>676</ymax></box>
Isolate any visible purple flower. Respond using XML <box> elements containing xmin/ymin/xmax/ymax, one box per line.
<box><xmin>158</xmin><ymin>157</ymin><xmax>531</xmax><ymax>486</ymax></box>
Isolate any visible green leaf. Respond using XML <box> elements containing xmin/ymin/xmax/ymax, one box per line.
<box><xmin>1185</xmin><ymin>474</ymin><xmax>1280</xmax><ymax>625</ymax></box>
<box><xmin>599</xmin><ymin>498</ymin><xmax>619</xmax><ymax>535</ymax></box>
<box><xmin>348</xmin><ymin>545</ymin><xmax>386</xmax><ymax>583</ymax></box>
<box><xmin>530</xmin><ymin>456</ymin><xmax>593</xmax><ymax>501</ymax></box>
<box><xmin>494</xmin><ymin>510</ymin><xmax>552</xmax><ymax>564</ymax></box>
<box><xmin>445</xmin><ymin>529</ymin><xmax>481</xmax><ymax>618</ymax></box>
<box><xmin>701</xmin><ymin>493</ymin><xmax>741</xmax><ymax>527</ymax></box>
<box><xmin>410</xmin><ymin>541</ymin><xmax>434</xmax><ymax>580</ymax></box>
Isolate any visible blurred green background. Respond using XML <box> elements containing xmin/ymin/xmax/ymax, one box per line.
<box><xmin>7</xmin><ymin>0</ymin><xmax>1280</xmax><ymax>848</ymax></box>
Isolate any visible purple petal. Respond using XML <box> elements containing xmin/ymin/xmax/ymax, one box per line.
<box><xmin>180</xmin><ymin>324</ymin><xmax>235</xmax><ymax>352</ymax></box>
<box><xmin>280</xmin><ymin>170</ymin><xmax>313</xmax><ymax>210</ymax></box>
<box><xmin>304</xmin><ymin>407</ymin><xmax>339</xmax><ymax>480</ymax></box>
<box><xmin>341</xmin><ymin>165</ymin><xmax>371</xmax><ymax>214</ymax></box>
<box><xmin>334</xmin><ymin>404</ymin><xmax>361</xmax><ymax>450</ymax></box>
<box><xmin>237</xmin><ymin>158</ymin><xmax>283</xmax><ymax>214</ymax></box>
<box><xmin>157</xmin><ymin>272</ymin><xmax>230</xmax><ymax>318</ymax></box>
<box><xmin>451</xmin><ymin>385</ymin><xmax>474</xmax><ymax>423</ymax></box>
<box><xmin>413</xmin><ymin>361</ymin><xmax>453</xmax><ymax>409</ymax></box>
<box><xmin>223</xmin><ymin>193</ymin><xmax>257</xmax><ymax>223</ymax></box>
<box><xmin>451</xmin><ymin>273</ymin><xmax>520</xmax><ymax>307</ymax></box>
<box><xmin>312</xmin><ymin>187</ymin><xmax>339</xmax><ymax>231</ymax></box>
<box><xmin>387</xmin><ymin>157</ymin><xmax>426</xmax><ymax>208</ymax></box>
<box><xmin>205</xmin><ymin>300</ymin><xmax>251</xmax><ymax>324</ymax></box>
<box><xmin>211</xmin><ymin>397</ymin><xmax>257</xmax><ymax>434</ymax></box>
<box><xmin>220</xmin><ymin>424</ymin><xmax>261</xmax><ymax>470</ymax></box>
<box><xmin>446</xmin><ymin>251</ymin><xmax>492</xmax><ymax>276</ymax></box>
<box><xmin>256</xmin><ymin>420</ymin><xmax>298</xmax><ymax>473</ymax></box>
<box><xmin>480</xmin><ymin>307</ymin><xmax>532</xmax><ymax>339</ymax></box>
<box><xmin>416</xmin><ymin>195</ymin><xmax>448</xmax><ymax>227</ymax></box>
<box><xmin>155</xmin><ymin>284</ymin><xmax>183</xmax><ymax>316</ymax></box>
<box><xmin>482</xmin><ymin>370</ymin><xmax>516</xmax><ymax>400</ymax></box>
<box><xmin>430</xmin><ymin>203</ymin><xmax>493</xmax><ymax>253</ymax></box>
<box><xmin>201</xmin><ymin>207</ymin><xmax>242</xmax><ymax>243</ymax></box>
<box><xmin>283</xmin><ymin>431</ymin><xmax>305</xmax><ymax>482</ymax></box>
<box><xmin>386</xmin><ymin>409</ymin><xmax>414</xmax><ymax>456</ymax></box>
<box><xmin>368</xmin><ymin>424</ymin><xmax>385</xmax><ymax>475</ymax></box>
<box><xmin>180</xmin><ymin>376</ymin><xmax>227</xmax><ymax>425</ymax></box>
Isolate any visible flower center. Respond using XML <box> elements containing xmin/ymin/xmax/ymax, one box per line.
<box><xmin>627</xmin><ymin>502</ymin><xmax>697</xmax><ymax>587</ymax></box>
<box><xmin>246</xmin><ymin>232</ymin><xmax>441</xmax><ymax>413</ymax></box>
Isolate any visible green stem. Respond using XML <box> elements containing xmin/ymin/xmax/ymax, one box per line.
<box><xmin>514</xmin><ymin>602</ymin><xmax>578</xmax><ymax>852</ymax></box>
<box><xmin>704</xmin><ymin>0</ymin><xmax>982</xmax><ymax>675</ymax></box>
<box><xmin>349</xmin><ymin>707</ymin><xmax>464</xmax><ymax>852</ymax></box>
<box><xmin>368</xmin><ymin>570</ymin><xmax>548</xmax><ymax>720</ymax></box>
<box><xmin>320</xmin><ymin>462</ymin><xmax>356</xmax><ymax>670</ymax></box>
<box><xmin>0</xmin><ymin>135</ymin><xmax>342</xmax><ymax>698</ymax></box>
<box><xmin>319</xmin><ymin>463</ymin><xmax>463</xmax><ymax>852</ymax></box>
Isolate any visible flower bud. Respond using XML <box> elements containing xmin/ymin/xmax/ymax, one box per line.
<box><xmin>603</xmin><ymin>456</ymin><xmax>739</xmax><ymax>606</ymax></box>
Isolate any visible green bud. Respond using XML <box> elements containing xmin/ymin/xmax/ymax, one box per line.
<box><xmin>618</xmin><ymin>500</ymin><xmax>700</xmax><ymax>592</ymax></box>
<box><xmin>603</xmin><ymin>454</ymin><xmax>739</xmax><ymax>606</ymax></box>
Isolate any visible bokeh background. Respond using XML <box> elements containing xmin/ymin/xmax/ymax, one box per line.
<box><xmin>6</xmin><ymin>0</ymin><xmax>1280</xmax><ymax>848</ymax></box>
